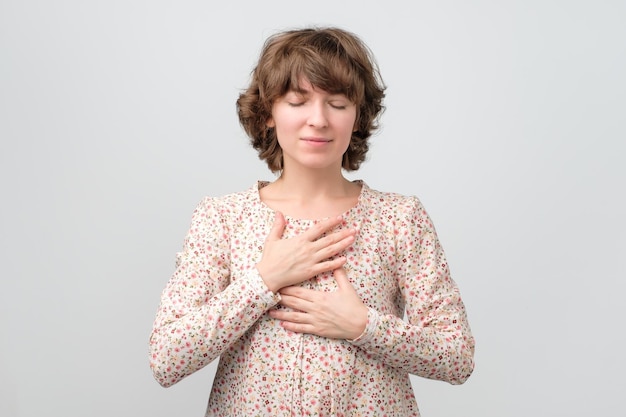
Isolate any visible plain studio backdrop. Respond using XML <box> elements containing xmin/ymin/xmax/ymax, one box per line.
<box><xmin>1</xmin><ymin>1</ymin><xmax>624</xmax><ymax>416</ymax></box>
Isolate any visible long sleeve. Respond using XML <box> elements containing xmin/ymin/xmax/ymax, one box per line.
<box><xmin>350</xmin><ymin>197</ymin><xmax>475</xmax><ymax>384</ymax></box>
<box><xmin>149</xmin><ymin>196</ymin><xmax>281</xmax><ymax>388</ymax></box>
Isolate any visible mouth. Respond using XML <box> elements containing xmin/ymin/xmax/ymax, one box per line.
<box><xmin>301</xmin><ymin>137</ymin><xmax>332</xmax><ymax>143</ymax></box>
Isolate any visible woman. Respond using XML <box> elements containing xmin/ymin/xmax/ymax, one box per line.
<box><xmin>149</xmin><ymin>26</ymin><xmax>474</xmax><ymax>416</ymax></box>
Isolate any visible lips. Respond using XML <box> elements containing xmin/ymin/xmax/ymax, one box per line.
<box><xmin>301</xmin><ymin>137</ymin><xmax>332</xmax><ymax>143</ymax></box>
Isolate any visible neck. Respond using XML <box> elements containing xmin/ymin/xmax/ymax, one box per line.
<box><xmin>274</xmin><ymin>166</ymin><xmax>353</xmax><ymax>200</ymax></box>
<box><xmin>260</xmin><ymin>164</ymin><xmax>362</xmax><ymax>220</ymax></box>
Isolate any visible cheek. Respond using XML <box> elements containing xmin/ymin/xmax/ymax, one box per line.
<box><xmin>343</xmin><ymin>110</ymin><xmax>358</xmax><ymax>130</ymax></box>
<box><xmin>273</xmin><ymin>119</ymin><xmax>300</xmax><ymax>145</ymax></box>
<box><xmin>274</xmin><ymin>119</ymin><xmax>298</xmax><ymax>138</ymax></box>
<box><xmin>272</xmin><ymin>110</ymin><xmax>301</xmax><ymax>131</ymax></box>
<box><xmin>341</xmin><ymin>114</ymin><xmax>358</xmax><ymax>135</ymax></box>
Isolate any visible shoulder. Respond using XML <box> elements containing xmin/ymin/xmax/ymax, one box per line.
<box><xmin>361</xmin><ymin>183</ymin><xmax>434</xmax><ymax>229</ymax></box>
<box><xmin>192</xmin><ymin>183</ymin><xmax>263</xmax><ymax>221</ymax></box>
<box><xmin>362</xmin><ymin>183</ymin><xmax>425</xmax><ymax>215</ymax></box>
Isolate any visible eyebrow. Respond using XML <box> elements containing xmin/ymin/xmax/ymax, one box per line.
<box><xmin>287</xmin><ymin>87</ymin><xmax>348</xmax><ymax>100</ymax></box>
<box><xmin>289</xmin><ymin>86</ymin><xmax>311</xmax><ymax>95</ymax></box>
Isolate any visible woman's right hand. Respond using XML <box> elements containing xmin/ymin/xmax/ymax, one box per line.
<box><xmin>256</xmin><ymin>212</ymin><xmax>356</xmax><ymax>293</ymax></box>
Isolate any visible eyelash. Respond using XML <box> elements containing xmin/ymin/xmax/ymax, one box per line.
<box><xmin>287</xmin><ymin>102</ymin><xmax>347</xmax><ymax>110</ymax></box>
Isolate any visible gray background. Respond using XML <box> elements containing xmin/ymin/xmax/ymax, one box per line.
<box><xmin>1</xmin><ymin>1</ymin><xmax>624</xmax><ymax>416</ymax></box>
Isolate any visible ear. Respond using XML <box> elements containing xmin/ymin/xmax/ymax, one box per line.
<box><xmin>266</xmin><ymin>118</ymin><xmax>275</xmax><ymax>128</ymax></box>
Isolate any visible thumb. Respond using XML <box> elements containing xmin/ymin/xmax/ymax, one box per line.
<box><xmin>333</xmin><ymin>267</ymin><xmax>354</xmax><ymax>291</ymax></box>
<box><xmin>267</xmin><ymin>211</ymin><xmax>286</xmax><ymax>241</ymax></box>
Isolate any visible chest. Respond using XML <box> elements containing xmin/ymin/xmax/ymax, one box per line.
<box><xmin>227</xmin><ymin>210</ymin><xmax>404</xmax><ymax>314</ymax></box>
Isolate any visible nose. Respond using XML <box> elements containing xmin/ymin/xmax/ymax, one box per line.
<box><xmin>307</xmin><ymin>101</ymin><xmax>328</xmax><ymax>128</ymax></box>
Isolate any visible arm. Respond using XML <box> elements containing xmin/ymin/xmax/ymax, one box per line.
<box><xmin>350</xmin><ymin>198</ymin><xmax>475</xmax><ymax>384</ymax></box>
<box><xmin>148</xmin><ymin>197</ymin><xmax>280</xmax><ymax>387</ymax></box>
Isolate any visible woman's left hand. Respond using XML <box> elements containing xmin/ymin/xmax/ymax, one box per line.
<box><xmin>268</xmin><ymin>268</ymin><xmax>368</xmax><ymax>340</ymax></box>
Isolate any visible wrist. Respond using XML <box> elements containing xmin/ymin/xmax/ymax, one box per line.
<box><xmin>255</xmin><ymin>263</ymin><xmax>280</xmax><ymax>293</ymax></box>
<box><xmin>348</xmin><ymin>305</ymin><xmax>369</xmax><ymax>340</ymax></box>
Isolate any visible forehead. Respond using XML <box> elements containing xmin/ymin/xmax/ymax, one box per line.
<box><xmin>287</xmin><ymin>77</ymin><xmax>350</xmax><ymax>97</ymax></box>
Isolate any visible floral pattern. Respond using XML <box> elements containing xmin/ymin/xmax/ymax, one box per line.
<box><xmin>149</xmin><ymin>181</ymin><xmax>474</xmax><ymax>416</ymax></box>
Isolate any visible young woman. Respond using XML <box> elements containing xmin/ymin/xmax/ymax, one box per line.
<box><xmin>149</xmin><ymin>27</ymin><xmax>475</xmax><ymax>416</ymax></box>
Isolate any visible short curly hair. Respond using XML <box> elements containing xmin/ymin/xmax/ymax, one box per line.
<box><xmin>237</xmin><ymin>27</ymin><xmax>386</xmax><ymax>172</ymax></box>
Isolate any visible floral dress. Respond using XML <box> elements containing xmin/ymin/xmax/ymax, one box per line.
<box><xmin>149</xmin><ymin>181</ymin><xmax>474</xmax><ymax>416</ymax></box>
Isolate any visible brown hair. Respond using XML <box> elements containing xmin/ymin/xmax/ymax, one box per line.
<box><xmin>236</xmin><ymin>27</ymin><xmax>386</xmax><ymax>172</ymax></box>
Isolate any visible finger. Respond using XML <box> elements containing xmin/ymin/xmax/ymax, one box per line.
<box><xmin>315</xmin><ymin>226</ymin><xmax>356</xmax><ymax>245</ymax></box>
<box><xmin>270</xmin><ymin>309</ymin><xmax>310</xmax><ymax>324</ymax></box>
<box><xmin>266</xmin><ymin>211</ymin><xmax>286</xmax><ymax>241</ymax></box>
<box><xmin>281</xmin><ymin>321</ymin><xmax>315</xmax><ymax>334</ymax></box>
<box><xmin>278</xmin><ymin>286</ymin><xmax>311</xmax><ymax>298</ymax></box>
<box><xmin>309</xmin><ymin>256</ymin><xmax>347</xmax><ymax>277</ymax></box>
<box><xmin>305</xmin><ymin>215</ymin><xmax>345</xmax><ymax>241</ymax></box>
<box><xmin>278</xmin><ymin>293</ymin><xmax>314</xmax><ymax>311</ymax></box>
<box><xmin>314</xmin><ymin>233</ymin><xmax>355</xmax><ymax>259</ymax></box>
<box><xmin>333</xmin><ymin>268</ymin><xmax>354</xmax><ymax>291</ymax></box>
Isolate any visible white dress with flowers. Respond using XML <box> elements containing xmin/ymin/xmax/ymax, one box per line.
<box><xmin>149</xmin><ymin>181</ymin><xmax>474</xmax><ymax>417</ymax></box>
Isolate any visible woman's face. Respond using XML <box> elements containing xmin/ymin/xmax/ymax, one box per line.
<box><xmin>268</xmin><ymin>79</ymin><xmax>357</xmax><ymax>172</ymax></box>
